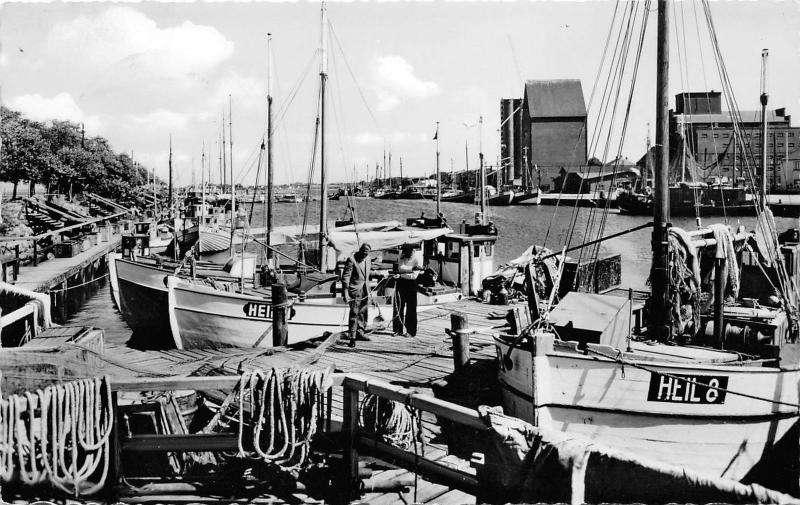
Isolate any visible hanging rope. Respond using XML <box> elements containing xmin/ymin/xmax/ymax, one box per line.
<box><xmin>0</xmin><ymin>376</ymin><xmax>113</xmax><ymax>497</ymax></box>
<box><xmin>197</xmin><ymin>367</ymin><xmax>331</xmax><ymax>472</ymax></box>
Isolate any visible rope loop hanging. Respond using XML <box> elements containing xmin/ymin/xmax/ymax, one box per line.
<box><xmin>198</xmin><ymin>366</ymin><xmax>332</xmax><ymax>472</ymax></box>
<box><xmin>0</xmin><ymin>376</ymin><xmax>113</xmax><ymax>497</ymax></box>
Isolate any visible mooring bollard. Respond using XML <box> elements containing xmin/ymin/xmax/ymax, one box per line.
<box><xmin>272</xmin><ymin>283</ymin><xmax>289</xmax><ymax>347</ymax></box>
<box><xmin>450</xmin><ymin>312</ymin><xmax>470</xmax><ymax>371</ymax></box>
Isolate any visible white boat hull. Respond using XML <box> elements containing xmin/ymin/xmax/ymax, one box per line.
<box><xmin>168</xmin><ymin>279</ymin><xmax>350</xmax><ymax>349</ymax></box>
<box><xmin>494</xmin><ymin>335</ymin><xmax>800</xmax><ymax>493</ymax></box>
<box><xmin>167</xmin><ymin>279</ymin><xmax>448</xmax><ymax>350</ymax></box>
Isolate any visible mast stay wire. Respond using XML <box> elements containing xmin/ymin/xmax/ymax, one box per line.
<box><xmin>542</xmin><ymin>0</ymin><xmax>623</xmax><ymax>249</ymax></box>
<box><xmin>585</xmin><ymin>0</ymin><xmax>652</xmax><ymax>284</ymax></box>
<box><xmin>698</xmin><ymin>0</ymin><xmax>793</xmax><ymax>316</ymax></box>
<box><xmin>573</xmin><ymin>0</ymin><xmax>647</xmax><ymax>283</ymax></box>
<box><xmin>673</xmin><ymin>0</ymin><xmax>705</xmax><ymax>225</ymax></box>
<box><xmin>554</xmin><ymin>0</ymin><xmax>633</xmax><ymax>254</ymax></box>
<box><xmin>565</xmin><ymin>0</ymin><xmax>639</xmax><ymax>274</ymax></box>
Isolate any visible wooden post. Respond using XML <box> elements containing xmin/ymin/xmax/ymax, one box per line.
<box><xmin>714</xmin><ymin>257</ymin><xmax>726</xmax><ymax>349</ymax></box>
<box><xmin>524</xmin><ymin>263</ymin><xmax>541</xmax><ymax>321</ymax></box>
<box><xmin>32</xmin><ymin>240</ymin><xmax>38</xmax><ymax>266</ymax></box>
<box><xmin>342</xmin><ymin>382</ymin><xmax>360</xmax><ymax>504</ymax></box>
<box><xmin>450</xmin><ymin>312</ymin><xmax>470</xmax><ymax>371</ymax></box>
<box><xmin>459</xmin><ymin>244</ymin><xmax>470</xmax><ymax>297</ymax></box>
<box><xmin>110</xmin><ymin>391</ymin><xmax>123</xmax><ymax>494</ymax></box>
<box><xmin>272</xmin><ymin>283</ymin><xmax>289</xmax><ymax>347</ymax></box>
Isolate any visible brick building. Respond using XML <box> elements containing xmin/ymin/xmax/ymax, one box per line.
<box><xmin>672</xmin><ymin>91</ymin><xmax>800</xmax><ymax>191</ymax></box>
<box><xmin>500</xmin><ymin>79</ymin><xmax>588</xmax><ymax>192</ymax></box>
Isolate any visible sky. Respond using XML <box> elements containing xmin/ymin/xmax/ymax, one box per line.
<box><xmin>2</xmin><ymin>0</ymin><xmax>799</xmax><ymax>188</ymax></box>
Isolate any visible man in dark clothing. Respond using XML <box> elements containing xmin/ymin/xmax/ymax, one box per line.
<box><xmin>342</xmin><ymin>243</ymin><xmax>372</xmax><ymax>347</ymax></box>
<box><xmin>393</xmin><ymin>244</ymin><xmax>422</xmax><ymax>336</ymax></box>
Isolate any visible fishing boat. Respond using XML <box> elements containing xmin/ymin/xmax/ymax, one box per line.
<box><xmin>494</xmin><ymin>2</ymin><xmax>800</xmax><ymax>495</ymax></box>
<box><xmin>277</xmin><ymin>193</ymin><xmax>303</xmax><ymax>203</ymax></box>
<box><xmin>165</xmin><ymin>221</ymin><xmax>472</xmax><ymax>349</ymax></box>
<box><xmin>488</xmin><ymin>187</ymin><xmax>514</xmax><ymax>206</ymax></box>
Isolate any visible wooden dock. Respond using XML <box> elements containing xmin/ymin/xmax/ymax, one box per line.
<box><xmin>22</xmin><ymin>298</ymin><xmax>511</xmax><ymax>504</ymax></box>
<box><xmin>14</xmin><ymin>235</ymin><xmax>121</xmax><ymax>293</ymax></box>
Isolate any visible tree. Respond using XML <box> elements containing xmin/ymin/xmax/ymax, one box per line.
<box><xmin>1</xmin><ymin>106</ymin><xmax>156</xmax><ymax>204</ymax></box>
<box><xmin>0</xmin><ymin>107</ymin><xmax>55</xmax><ymax>198</ymax></box>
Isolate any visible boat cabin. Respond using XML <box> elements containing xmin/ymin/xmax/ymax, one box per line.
<box><xmin>419</xmin><ymin>220</ymin><xmax>498</xmax><ymax>297</ymax></box>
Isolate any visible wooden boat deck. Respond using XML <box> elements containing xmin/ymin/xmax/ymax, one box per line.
<box><xmin>23</xmin><ymin>298</ymin><xmax>512</xmax><ymax>504</ymax></box>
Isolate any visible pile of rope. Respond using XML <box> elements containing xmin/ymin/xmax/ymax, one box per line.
<box><xmin>359</xmin><ymin>395</ymin><xmax>419</xmax><ymax>450</ymax></box>
<box><xmin>0</xmin><ymin>376</ymin><xmax>113</xmax><ymax>496</ymax></box>
<box><xmin>665</xmin><ymin>228</ymin><xmax>702</xmax><ymax>337</ymax></box>
<box><xmin>197</xmin><ymin>367</ymin><xmax>331</xmax><ymax>472</ymax></box>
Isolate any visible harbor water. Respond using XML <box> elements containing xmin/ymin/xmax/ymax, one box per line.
<box><xmin>66</xmin><ymin>198</ymin><xmax>798</xmax><ymax>344</ymax></box>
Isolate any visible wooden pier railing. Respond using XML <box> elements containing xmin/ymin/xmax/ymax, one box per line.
<box><xmin>109</xmin><ymin>373</ymin><xmax>488</xmax><ymax>503</ymax></box>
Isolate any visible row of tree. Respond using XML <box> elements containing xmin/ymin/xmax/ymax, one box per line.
<box><xmin>0</xmin><ymin>106</ymin><xmax>152</xmax><ymax>203</ymax></box>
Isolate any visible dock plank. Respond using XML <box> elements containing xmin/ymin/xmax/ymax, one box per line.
<box><xmin>14</xmin><ymin>236</ymin><xmax>122</xmax><ymax>293</ymax></box>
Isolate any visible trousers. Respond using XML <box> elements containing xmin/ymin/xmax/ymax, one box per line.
<box><xmin>348</xmin><ymin>295</ymin><xmax>369</xmax><ymax>341</ymax></box>
<box><xmin>392</xmin><ymin>278</ymin><xmax>418</xmax><ymax>336</ymax></box>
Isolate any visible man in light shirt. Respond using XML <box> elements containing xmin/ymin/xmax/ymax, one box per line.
<box><xmin>393</xmin><ymin>244</ymin><xmax>422</xmax><ymax>337</ymax></box>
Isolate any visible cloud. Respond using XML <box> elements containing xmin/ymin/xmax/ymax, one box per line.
<box><xmin>352</xmin><ymin>130</ymin><xmax>428</xmax><ymax>146</ymax></box>
<box><xmin>370</xmin><ymin>55</ymin><xmax>440</xmax><ymax>111</ymax></box>
<box><xmin>209</xmin><ymin>73</ymin><xmax>264</xmax><ymax>110</ymax></box>
<box><xmin>354</xmin><ymin>131</ymin><xmax>384</xmax><ymax>145</ymax></box>
<box><xmin>128</xmin><ymin>109</ymin><xmax>206</xmax><ymax>132</ymax></box>
<box><xmin>46</xmin><ymin>7</ymin><xmax>234</xmax><ymax>82</ymax></box>
<box><xmin>7</xmin><ymin>92</ymin><xmax>103</xmax><ymax>131</ymax></box>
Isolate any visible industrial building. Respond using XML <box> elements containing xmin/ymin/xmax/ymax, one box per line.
<box><xmin>672</xmin><ymin>91</ymin><xmax>800</xmax><ymax>191</ymax></box>
<box><xmin>500</xmin><ymin>79</ymin><xmax>588</xmax><ymax>192</ymax></box>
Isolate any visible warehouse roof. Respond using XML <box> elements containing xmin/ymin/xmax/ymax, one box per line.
<box><xmin>524</xmin><ymin>79</ymin><xmax>587</xmax><ymax>119</ymax></box>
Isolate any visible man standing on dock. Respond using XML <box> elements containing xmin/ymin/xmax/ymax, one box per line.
<box><xmin>342</xmin><ymin>243</ymin><xmax>372</xmax><ymax>347</ymax></box>
<box><xmin>393</xmin><ymin>244</ymin><xmax>422</xmax><ymax>337</ymax></box>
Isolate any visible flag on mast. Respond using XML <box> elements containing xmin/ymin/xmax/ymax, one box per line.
<box><xmin>433</xmin><ymin>124</ymin><xmax>439</xmax><ymax>141</ymax></box>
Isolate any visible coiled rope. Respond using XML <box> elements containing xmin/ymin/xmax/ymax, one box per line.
<box><xmin>0</xmin><ymin>376</ymin><xmax>113</xmax><ymax>496</ymax></box>
<box><xmin>198</xmin><ymin>367</ymin><xmax>331</xmax><ymax>472</ymax></box>
<box><xmin>359</xmin><ymin>395</ymin><xmax>419</xmax><ymax>450</ymax></box>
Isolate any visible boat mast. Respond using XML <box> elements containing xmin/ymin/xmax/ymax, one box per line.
<box><xmin>168</xmin><ymin>135</ymin><xmax>173</xmax><ymax>220</ymax></box>
<box><xmin>651</xmin><ymin>0</ymin><xmax>671</xmax><ymax>340</ymax></box>
<box><xmin>201</xmin><ymin>142</ymin><xmax>206</xmax><ymax>227</ymax></box>
<box><xmin>229</xmin><ymin>95</ymin><xmax>236</xmax><ymax>252</ymax></box>
<box><xmin>759</xmin><ymin>48</ymin><xmax>769</xmax><ymax>205</ymax></box>
<box><xmin>266</xmin><ymin>33</ymin><xmax>274</xmax><ymax>264</ymax></box>
<box><xmin>318</xmin><ymin>2</ymin><xmax>329</xmax><ymax>271</ymax></box>
<box><xmin>399</xmin><ymin>157</ymin><xmax>403</xmax><ymax>192</ymax></box>
<box><xmin>479</xmin><ymin>116</ymin><xmax>486</xmax><ymax>223</ymax></box>
<box><xmin>152</xmin><ymin>167</ymin><xmax>157</xmax><ymax>216</ymax></box>
<box><xmin>221</xmin><ymin>115</ymin><xmax>227</xmax><ymax>191</ymax></box>
<box><xmin>435</xmin><ymin>122</ymin><xmax>441</xmax><ymax>216</ymax></box>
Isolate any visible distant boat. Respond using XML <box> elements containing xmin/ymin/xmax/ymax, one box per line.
<box><xmin>441</xmin><ymin>189</ymin><xmax>475</xmax><ymax>204</ymax></box>
<box><xmin>509</xmin><ymin>188</ymin><xmax>541</xmax><ymax>205</ymax></box>
<box><xmin>277</xmin><ymin>193</ymin><xmax>303</xmax><ymax>203</ymax></box>
<box><xmin>488</xmin><ymin>188</ymin><xmax>515</xmax><ymax>206</ymax></box>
